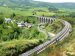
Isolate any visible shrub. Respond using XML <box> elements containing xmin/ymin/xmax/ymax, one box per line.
<box><xmin>0</xmin><ymin>39</ymin><xmax>40</xmax><ymax>56</ymax></box>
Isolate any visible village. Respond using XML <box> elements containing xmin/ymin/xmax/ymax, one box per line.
<box><xmin>5</xmin><ymin>18</ymin><xmax>32</xmax><ymax>28</ymax></box>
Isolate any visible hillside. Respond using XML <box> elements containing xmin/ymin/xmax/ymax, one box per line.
<box><xmin>0</xmin><ymin>0</ymin><xmax>75</xmax><ymax>9</ymax></box>
<box><xmin>0</xmin><ymin>0</ymin><xmax>75</xmax><ymax>56</ymax></box>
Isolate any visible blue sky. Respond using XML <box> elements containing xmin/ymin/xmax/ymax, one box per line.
<box><xmin>34</xmin><ymin>0</ymin><xmax>75</xmax><ymax>3</ymax></box>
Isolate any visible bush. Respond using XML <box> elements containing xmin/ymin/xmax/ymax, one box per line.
<box><xmin>0</xmin><ymin>19</ymin><xmax>4</xmax><ymax>24</ymax></box>
<box><xmin>0</xmin><ymin>39</ymin><xmax>40</xmax><ymax>56</ymax></box>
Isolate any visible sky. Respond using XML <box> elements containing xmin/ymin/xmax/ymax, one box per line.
<box><xmin>34</xmin><ymin>0</ymin><xmax>75</xmax><ymax>3</ymax></box>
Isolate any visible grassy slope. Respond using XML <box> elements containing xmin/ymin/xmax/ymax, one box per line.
<box><xmin>45</xmin><ymin>19</ymin><xmax>63</xmax><ymax>34</ymax></box>
<box><xmin>0</xmin><ymin>39</ymin><xmax>41</xmax><ymax>56</ymax></box>
<box><xmin>0</xmin><ymin>7</ymin><xmax>33</xmax><ymax>17</ymax></box>
<box><xmin>0</xmin><ymin>7</ymin><xmax>55</xmax><ymax>17</ymax></box>
<box><xmin>0</xmin><ymin>6</ymin><xmax>50</xmax><ymax>56</ymax></box>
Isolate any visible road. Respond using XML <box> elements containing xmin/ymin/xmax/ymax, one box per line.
<box><xmin>19</xmin><ymin>19</ymin><xmax>72</xmax><ymax>56</ymax></box>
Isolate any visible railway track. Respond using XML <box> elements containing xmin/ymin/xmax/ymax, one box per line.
<box><xmin>19</xmin><ymin>19</ymin><xmax>72</xmax><ymax>56</ymax></box>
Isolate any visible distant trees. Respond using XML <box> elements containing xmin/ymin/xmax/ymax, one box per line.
<box><xmin>14</xmin><ymin>16</ymin><xmax>37</xmax><ymax>24</ymax></box>
<box><xmin>10</xmin><ymin>13</ymin><xmax>16</xmax><ymax>18</ymax></box>
<box><xmin>48</xmin><ymin>6</ymin><xmax>58</xmax><ymax>12</ymax></box>
<box><xmin>32</xmin><ymin>11</ymin><xmax>36</xmax><ymax>15</ymax></box>
<box><xmin>68</xmin><ymin>12</ymin><xmax>75</xmax><ymax>17</ymax></box>
<box><xmin>30</xmin><ymin>27</ymin><xmax>39</xmax><ymax>39</ymax></box>
<box><xmin>0</xmin><ymin>12</ymin><xmax>4</xmax><ymax>15</ymax></box>
<box><xmin>0</xmin><ymin>19</ymin><xmax>4</xmax><ymax>24</ymax></box>
<box><xmin>0</xmin><ymin>16</ymin><xmax>4</xmax><ymax>24</ymax></box>
<box><xmin>25</xmin><ymin>16</ymin><xmax>37</xmax><ymax>24</ymax></box>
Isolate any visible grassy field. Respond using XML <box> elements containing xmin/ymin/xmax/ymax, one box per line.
<box><xmin>0</xmin><ymin>7</ymin><xmax>55</xmax><ymax>17</ymax></box>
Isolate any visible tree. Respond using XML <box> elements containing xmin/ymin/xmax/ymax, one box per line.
<box><xmin>10</xmin><ymin>13</ymin><xmax>16</xmax><ymax>18</ymax></box>
<box><xmin>0</xmin><ymin>19</ymin><xmax>4</xmax><ymax>24</ymax></box>
<box><xmin>38</xmin><ymin>33</ymin><xmax>45</xmax><ymax>39</ymax></box>
<box><xmin>29</xmin><ymin>27</ymin><xmax>39</xmax><ymax>39</ymax></box>
<box><xmin>48</xmin><ymin>6</ymin><xmax>58</xmax><ymax>12</ymax></box>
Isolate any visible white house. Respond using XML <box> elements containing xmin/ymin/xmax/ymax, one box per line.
<box><xmin>17</xmin><ymin>22</ymin><xmax>25</xmax><ymax>27</ymax></box>
<box><xmin>5</xmin><ymin>18</ymin><xmax>11</xmax><ymax>23</ymax></box>
<box><xmin>24</xmin><ymin>22</ymin><xmax>32</xmax><ymax>28</ymax></box>
<box><xmin>27</xmin><ymin>24</ymin><xmax>32</xmax><ymax>28</ymax></box>
<box><xmin>17</xmin><ymin>22</ymin><xmax>32</xmax><ymax>28</ymax></box>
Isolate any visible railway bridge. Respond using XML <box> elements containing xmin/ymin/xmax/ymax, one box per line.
<box><xmin>37</xmin><ymin>16</ymin><xmax>55</xmax><ymax>23</ymax></box>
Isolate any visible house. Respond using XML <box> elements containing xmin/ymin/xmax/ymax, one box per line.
<box><xmin>17</xmin><ymin>22</ymin><xmax>32</xmax><ymax>28</ymax></box>
<box><xmin>5</xmin><ymin>18</ymin><xmax>11</xmax><ymax>23</ymax></box>
<box><xmin>24</xmin><ymin>22</ymin><xmax>28</xmax><ymax>26</ymax></box>
<box><xmin>24</xmin><ymin>22</ymin><xmax>32</xmax><ymax>28</ymax></box>
<box><xmin>26</xmin><ymin>23</ymin><xmax>32</xmax><ymax>28</ymax></box>
<box><xmin>17</xmin><ymin>22</ymin><xmax>25</xmax><ymax>27</ymax></box>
